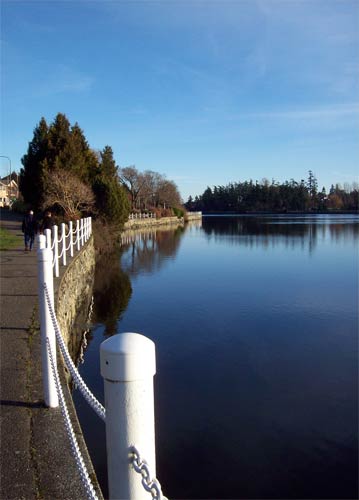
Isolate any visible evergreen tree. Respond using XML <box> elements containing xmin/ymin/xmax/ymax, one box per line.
<box><xmin>92</xmin><ymin>145</ymin><xmax>130</xmax><ymax>226</ymax></box>
<box><xmin>20</xmin><ymin>117</ymin><xmax>49</xmax><ymax>209</ymax></box>
<box><xmin>100</xmin><ymin>146</ymin><xmax>118</xmax><ymax>179</ymax></box>
<box><xmin>20</xmin><ymin>113</ymin><xmax>100</xmax><ymax>210</ymax></box>
<box><xmin>48</xmin><ymin>115</ymin><xmax>97</xmax><ymax>181</ymax></box>
<box><xmin>307</xmin><ymin>170</ymin><xmax>318</xmax><ymax>197</ymax></box>
<box><xmin>93</xmin><ymin>177</ymin><xmax>130</xmax><ymax>225</ymax></box>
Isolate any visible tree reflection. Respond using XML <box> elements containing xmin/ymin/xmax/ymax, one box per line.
<box><xmin>120</xmin><ymin>225</ymin><xmax>185</xmax><ymax>276</ymax></box>
<box><xmin>93</xmin><ymin>251</ymin><xmax>132</xmax><ymax>336</ymax></box>
<box><xmin>202</xmin><ymin>215</ymin><xmax>359</xmax><ymax>254</ymax></box>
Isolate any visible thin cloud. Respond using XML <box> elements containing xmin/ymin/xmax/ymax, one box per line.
<box><xmin>35</xmin><ymin>64</ymin><xmax>94</xmax><ymax>97</ymax></box>
<box><xmin>244</xmin><ymin>104</ymin><xmax>359</xmax><ymax>120</ymax></box>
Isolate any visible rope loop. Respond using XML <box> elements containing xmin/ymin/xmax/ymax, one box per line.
<box><xmin>46</xmin><ymin>338</ymin><xmax>99</xmax><ymax>500</ymax></box>
<box><xmin>43</xmin><ymin>283</ymin><xmax>106</xmax><ymax>422</ymax></box>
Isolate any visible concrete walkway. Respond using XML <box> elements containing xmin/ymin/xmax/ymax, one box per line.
<box><xmin>0</xmin><ymin>209</ymin><xmax>102</xmax><ymax>500</ymax></box>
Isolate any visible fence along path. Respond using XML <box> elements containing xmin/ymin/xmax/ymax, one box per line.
<box><xmin>37</xmin><ymin>217</ymin><xmax>167</xmax><ymax>500</ymax></box>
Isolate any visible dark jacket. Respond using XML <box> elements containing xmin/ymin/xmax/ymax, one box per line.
<box><xmin>40</xmin><ymin>215</ymin><xmax>53</xmax><ymax>232</ymax></box>
<box><xmin>22</xmin><ymin>214</ymin><xmax>38</xmax><ymax>236</ymax></box>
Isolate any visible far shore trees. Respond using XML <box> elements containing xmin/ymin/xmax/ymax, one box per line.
<box><xmin>186</xmin><ymin>173</ymin><xmax>358</xmax><ymax>213</ymax></box>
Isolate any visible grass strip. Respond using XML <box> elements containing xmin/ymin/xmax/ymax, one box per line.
<box><xmin>0</xmin><ymin>226</ymin><xmax>22</xmax><ymax>250</ymax></box>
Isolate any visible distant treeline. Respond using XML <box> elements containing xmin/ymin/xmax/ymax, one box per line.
<box><xmin>185</xmin><ymin>172</ymin><xmax>358</xmax><ymax>213</ymax></box>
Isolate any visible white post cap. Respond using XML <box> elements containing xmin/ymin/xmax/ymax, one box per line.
<box><xmin>100</xmin><ymin>332</ymin><xmax>156</xmax><ymax>382</ymax></box>
<box><xmin>37</xmin><ymin>247</ymin><xmax>53</xmax><ymax>262</ymax></box>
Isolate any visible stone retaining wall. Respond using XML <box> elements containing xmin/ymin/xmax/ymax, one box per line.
<box><xmin>55</xmin><ymin>236</ymin><xmax>95</xmax><ymax>358</ymax></box>
<box><xmin>185</xmin><ymin>212</ymin><xmax>202</xmax><ymax>221</ymax></box>
<box><xmin>124</xmin><ymin>215</ymin><xmax>184</xmax><ymax>230</ymax></box>
<box><xmin>52</xmin><ymin>235</ymin><xmax>103</xmax><ymax>499</ymax></box>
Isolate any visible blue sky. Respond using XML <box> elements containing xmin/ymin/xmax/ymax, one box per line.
<box><xmin>1</xmin><ymin>0</ymin><xmax>358</xmax><ymax>201</ymax></box>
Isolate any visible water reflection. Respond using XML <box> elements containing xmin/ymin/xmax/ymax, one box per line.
<box><xmin>120</xmin><ymin>225</ymin><xmax>186</xmax><ymax>276</ymax></box>
<box><xmin>92</xmin><ymin>252</ymin><xmax>132</xmax><ymax>336</ymax></box>
<box><xmin>202</xmin><ymin>215</ymin><xmax>359</xmax><ymax>254</ymax></box>
<box><xmin>76</xmin><ymin>215</ymin><xmax>358</xmax><ymax>499</ymax></box>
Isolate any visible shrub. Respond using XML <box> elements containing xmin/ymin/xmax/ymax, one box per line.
<box><xmin>93</xmin><ymin>178</ymin><xmax>130</xmax><ymax>227</ymax></box>
<box><xmin>172</xmin><ymin>206</ymin><xmax>185</xmax><ymax>218</ymax></box>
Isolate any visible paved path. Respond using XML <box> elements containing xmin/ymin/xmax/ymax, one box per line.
<box><xmin>0</xmin><ymin>209</ymin><xmax>101</xmax><ymax>500</ymax></box>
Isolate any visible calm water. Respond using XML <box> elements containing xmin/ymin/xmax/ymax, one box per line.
<box><xmin>74</xmin><ymin>214</ymin><xmax>359</xmax><ymax>499</ymax></box>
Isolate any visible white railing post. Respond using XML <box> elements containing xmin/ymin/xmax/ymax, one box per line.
<box><xmin>100</xmin><ymin>333</ymin><xmax>157</xmax><ymax>500</ymax></box>
<box><xmin>76</xmin><ymin>220</ymin><xmax>80</xmax><ymax>251</ymax></box>
<box><xmin>81</xmin><ymin>219</ymin><xmax>84</xmax><ymax>247</ymax></box>
<box><xmin>61</xmin><ymin>223</ymin><xmax>67</xmax><ymax>267</ymax></box>
<box><xmin>86</xmin><ymin>217</ymin><xmax>89</xmax><ymax>241</ymax></box>
<box><xmin>52</xmin><ymin>225</ymin><xmax>59</xmax><ymax>278</ymax></box>
<box><xmin>69</xmin><ymin>221</ymin><xmax>74</xmax><ymax>257</ymax></box>
<box><xmin>45</xmin><ymin>228</ymin><xmax>51</xmax><ymax>249</ymax></box>
<box><xmin>89</xmin><ymin>217</ymin><xmax>92</xmax><ymax>237</ymax></box>
<box><xmin>37</xmin><ymin>246</ymin><xmax>58</xmax><ymax>408</ymax></box>
<box><xmin>38</xmin><ymin>234</ymin><xmax>46</xmax><ymax>250</ymax></box>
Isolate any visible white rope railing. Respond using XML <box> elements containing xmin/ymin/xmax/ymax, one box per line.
<box><xmin>46</xmin><ymin>338</ymin><xmax>99</xmax><ymax>500</ymax></box>
<box><xmin>44</xmin><ymin>283</ymin><xmax>167</xmax><ymax>499</ymax></box>
<box><xmin>44</xmin><ymin>217</ymin><xmax>92</xmax><ymax>277</ymax></box>
<box><xmin>65</xmin><ymin>239</ymin><xmax>72</xmax><ymax>252</ymax></box>
<box><xmin>44</xmin><ymin>283</ymin><xmax>106</xmax><ymax>421</ymax></box>
<box><xmin>38</xmin><ymin>216</ymin><xmax>169</xmax><ymax>500</ymax></box>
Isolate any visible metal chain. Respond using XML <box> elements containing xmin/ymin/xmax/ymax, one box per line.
<box><xmin>44</xmin><ymin>283</ymin><xmax>106</xmax><ymax>422</ymax></box>
<box><xmin>46</xmin><ymin>338</ymin><xmax>99</xmax><ymax>500</ymax></box>
<box><xmin>129</xmin><ymin>446</ymin><xmax>167</xmax><ymax>500</ymax></box>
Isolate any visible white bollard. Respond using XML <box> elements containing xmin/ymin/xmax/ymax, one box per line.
<box><xmin>37</xmin><ymin>247</ymin><xmax>58</xmax><ymax>408</ymax></box>
<box><xmin>100</xmin><ymin>333</ymin><xmax>157</xmax><ymax>500</ymax></box>
<box><xmin>45</xmin><ymin>228</ymin><xmax>51</xmax><ymax>249</ymax></box>
<box><xmin>69</xmin><ymin>221</ymin><xmax>74</xmax><ymax>257</ymax></box>
<box><xmin>61</xmin><ymin>223</ymin><xmax>67</xmax><ymax>267</ymax></box>
<box><xmin>38</xmin><ymin>234</ymin><xmax>46</xmax><ymax>250</ymax></box>
<box><xmin>52</xmin><ymin>225</ymin><xmax>59</xmax><ymax>277</ymax></box>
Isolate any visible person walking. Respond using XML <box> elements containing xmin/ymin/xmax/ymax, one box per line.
<box><xmin>21</xmin><ymin>209</ymin><xmax>38</xmax><ymax>251</ymax></box>
<box><xmin>40</xmin><ymin>211</ymin><xmax>53</xmax><ymax>233</ymax></box>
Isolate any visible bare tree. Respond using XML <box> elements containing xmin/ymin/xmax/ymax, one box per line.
<box><xmin>42</xmin><ymin>169</ymin><xmax>95</xmax><ymax>219</ymax></box>
<box><xmin>157</xmin><ymin>179</ymin><xmax>182</xmax><ymax>208</ymax></box>
<box><xmin>141</xmin><ymin>170</ymin><xmax>162</xmax><ymax>208</ymax></box>
<box><xmin>119</xmin><ymin>166</ymin><xmax>148</xmax><ymax>210</ymax></box>
<box><xmin>119</xmin><ymin>166</ymin><xmax>183</xmax><ymax>211</ymax></box>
